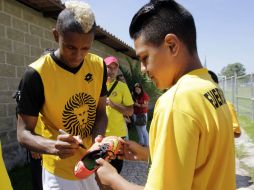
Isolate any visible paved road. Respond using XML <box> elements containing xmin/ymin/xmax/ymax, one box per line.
<box><xmin>235</xmin><ymin>130</ymin><xmax>254</xmax><ymax>190</ymax></box>
<box><xmin>120</xmin><ymin>160</ymin><xmax>148</xmax><ymax>186</ymax></box>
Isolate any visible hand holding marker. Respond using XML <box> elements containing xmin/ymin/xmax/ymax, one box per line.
<box><xmin>58</xmin><ymin>129</ymin><xmax>86</xmax><ymax>149</ymax></box>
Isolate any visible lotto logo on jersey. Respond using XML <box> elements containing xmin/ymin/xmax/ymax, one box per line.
<box><xmin>84</xmin><ymin>73</ymin><xmax>93</xmax><ymax>82</ymax></box>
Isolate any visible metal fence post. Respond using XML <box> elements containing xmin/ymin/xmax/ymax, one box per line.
<box><xmin>232</xmin><ymin>76</ymin><xmax>235</xmax><ymax>105</ymax></box>
<box><xmin>235</xmin><ymin>73</ymin><xmax>238</xmax><ymax>112</ymax></box>
<box><xmin>219</xmin><ymin>73</ymin><xmax>254</xmax><ymax>121</ymax></box>
<box><xmin>251</xmin><ymin>73</ymin><xmax>254</xmax><ymax>120</ymax></box>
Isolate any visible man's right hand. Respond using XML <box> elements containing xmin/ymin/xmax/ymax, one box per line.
<box><xmin>55</xmin><ymin>134</ymin><xmax>82</xmax><ymax>159</ymax></box>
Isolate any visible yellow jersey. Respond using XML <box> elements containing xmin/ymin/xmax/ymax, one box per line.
<box><xmin>106</xmin><ymin>80</ymin><xmax>133</xmax><ymax>137</ymax></box>
<box><xmin>145</xmin><ymin>68</ymin><xmax>235</xmax><ymax>190</ymax></box>
<box><xmin>227</xmin><ymin>101</ymin><xmax>241</xmax><ymax>135</ymax></box>
<box><xmin>30</xmin><ymin>53</ymin><xmax>104</xmax><ymax>180</ymax></box>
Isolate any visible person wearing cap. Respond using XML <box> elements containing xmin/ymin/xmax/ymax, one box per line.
<box><xmin>15</xmin><ymin>2</ymin><xmax>107</xmax><ymax>190</ymax></box>
<box><xmin>104</xmin><ymin>56</ymin><xmax>134</xmax><ymax>173</ymax></box>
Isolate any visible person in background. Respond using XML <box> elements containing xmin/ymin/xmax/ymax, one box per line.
<box><xmin>104</xmin><ymin>56</ymin><xmax>134</xmax><ymax>173</ymax></box>
<box><xmin>132</xmin><ymin>83</ymin><xmax>150</xmax><ymax>147</ymax></box>
<box><xmin>208</xmin><ymin>70</ymin><xmax>241</xmax><ymax>138</ymax></box>
<box><xmin>116</xmin><ymin>74</ymin><xmax>126</xmax><ymax>83</ymax></box>
<box><xmin>96</xmin><ymin>0</ymin><xmax>236</xmax><ymax>189</ymax></box>
<box><xmin>0</xmin><ymin>141</ymin><xmax>13</xmax><ymax>190</ymax></box>
<box><xmin>15</xmin><ymin>1</ymin><xmax>107</xmax><ymax>190</ymax></box>
<box><xmin>116</xmin><ymin>74</ymin><xmax>133</xmax><ymax>135</ymax></box>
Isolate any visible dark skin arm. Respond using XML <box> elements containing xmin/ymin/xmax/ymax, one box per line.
<box><xmin>17</xmin><ymin>114</ymin><xmax>82</xmax><ymax>159</ymax></box>
<box><xmin>92</xmin><ymin>96</ymin><xmax>108</xmax><ymax>142</ymax></box>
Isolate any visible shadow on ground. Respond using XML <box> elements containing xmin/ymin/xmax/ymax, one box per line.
<box><xmin>236</xmin><ymin>174</ymin><xmax>254</xmax><ymax>189</ymax></box>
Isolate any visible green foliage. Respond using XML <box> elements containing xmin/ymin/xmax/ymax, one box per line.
<box><xmin>220</xmin><ymin>63</ymin><xmax>246</xmax><ymax>77</ymax></box>
<box><xmin>128</xmin><ymin>125</ymin><xmax>139</xmax><ymax>142</ymax></box>
<box><xmin>119</xmin><ymin>58</ymin><xmax>162</xmax><ymax>104</ymax></box>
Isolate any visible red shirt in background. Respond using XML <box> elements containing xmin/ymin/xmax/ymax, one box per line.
<box><xmin>134</xmin><ymin>92</ymin><xmax>150</xmax><ymax>114</ymax></box>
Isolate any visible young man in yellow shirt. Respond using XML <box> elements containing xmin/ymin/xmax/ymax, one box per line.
<box><xmin>96</xmin><ymin>0</ymin><xmax>236</xmax><ymax>189</ymax></box>
<box><xmin>16</xmin><ymin>2</ymin><xmax>107</xmax><ymax>190</ymax></box>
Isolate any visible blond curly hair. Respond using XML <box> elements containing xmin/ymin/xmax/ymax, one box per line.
<box><xmin>57</xmin><ymin>0</ymin><xmax>95</xmax><ymax>34</ymax></box>
<box><xmin>65</xmin><ymin>1</ymin><xmax>95</xmax><ymax>33</ymax></box>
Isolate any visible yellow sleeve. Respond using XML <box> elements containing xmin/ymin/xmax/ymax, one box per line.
<box><xmin>227</xmin><ymin>102</ymin><xmax>241</xmax><ymax>134</ymax></box>
<box><xmin>122</xmin><ymin>83</ymin><xmax>134</xmax><ymax>106</ymax></box>
<box><xmin>0</xmin><ymin>142</ymin><xmax>13</xmax><ymax>190</ymax></box>
<box><xmin>34</xmin><ymin>114</ymin><xmax>44</xmax><ymax>135</ymax></box>
<box><xmin>145</xmin><ymin>109</ymin><xmax>200</xmax><ymax>190</ymax></box>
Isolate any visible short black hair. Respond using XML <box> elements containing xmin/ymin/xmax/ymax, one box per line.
<box><xmin>133</xmin><ymin>82</ymin><xmax>144</xmax><ymax>97</ymax></box>
<box><xmin>208</xmin><ymin>70</ymin><xmax>219</xmax><ymax>84</ymax></box>
<box><xmin>129</xmin><ymin>0</ymin><xmax>197</xmax><ymax>54</ymax></box>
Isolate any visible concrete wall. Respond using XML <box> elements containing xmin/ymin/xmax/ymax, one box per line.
<box><xmin>0</xmin><ymin>0</ymin><xmax>136</xmax><ymax>170</ymax></box>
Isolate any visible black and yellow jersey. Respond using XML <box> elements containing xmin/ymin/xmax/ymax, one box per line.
<box><xmin>17</xmin><ymin>52</ymin><xmax>107</xmax><ymax>179</ymax></box>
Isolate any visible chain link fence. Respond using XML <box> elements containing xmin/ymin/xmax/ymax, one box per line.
<box><xmin>219</xmin><ymin>73</ymin><xmax>254</xmax><ymax>120</ymax></box>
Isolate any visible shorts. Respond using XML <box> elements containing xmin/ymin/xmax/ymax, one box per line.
<box><xmin>42</xmin><ymin>168</ymin><xmax>100</xmax><ymax>190</ymax></box>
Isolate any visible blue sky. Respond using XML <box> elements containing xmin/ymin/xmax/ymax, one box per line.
<box><xmin>63</xmin><ymin>0</ymin><xmax>254</xmax><ymax>74</ymax></box>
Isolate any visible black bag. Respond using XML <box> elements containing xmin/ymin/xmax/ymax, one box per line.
<box><xmin>135</xmin><ymin>114</ymin><xmax>146</xmax><ymax>126</ymax></box>
<box><xmin>107</xmin><ymin>81</ymin><xmax>118</xmax><ymax>97</ymax></box>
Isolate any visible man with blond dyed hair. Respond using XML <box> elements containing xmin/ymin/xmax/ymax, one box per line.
<box><xmin>16</xmin><ymin>1</ymin><xmax>107</xmax><ymax>189</ymax></box>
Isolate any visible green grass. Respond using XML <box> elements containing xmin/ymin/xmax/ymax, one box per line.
<box><xmin>235</xmin><ymin>144</ymin><xmax>246</xmax><ymax>159</ymax></box>
<box><xmin>236</xmin><ymin>115</ymin><xmax>254</xmax><ymax>183</ymax></box>
<box><xmin>239</xmin><ymin>115</ymin><xmax>254</xmax><ymax>141</ymax></box>
<box><xmin>9</xmin><ymin>164</ymin><xmax>32</xmax><ymax>190</ymax></box>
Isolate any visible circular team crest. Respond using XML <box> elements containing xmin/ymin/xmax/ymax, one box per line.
<box><xmin>111</xmin><ymin>91</ymin><xmax>117</xmax><ymax>96</ymax></box>
<box><xmin>62</xmin><ymin>92</ymin><xmax>96</xmax><ymax>138</ymax></box>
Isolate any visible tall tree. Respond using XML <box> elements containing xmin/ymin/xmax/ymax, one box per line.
<box><xmin>220</xmin><ymin>63</ymin><xmax>246</xmax><ymax>77</ymax></box>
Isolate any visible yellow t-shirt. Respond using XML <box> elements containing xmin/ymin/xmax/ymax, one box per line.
<box><xmin>0</xmin><ymin>141</ymin><xmax>13</xmax><ymax>190</ymax></box>
<box><xmin>145</xmin><ymin>68</ymin><xmax>235</xmax><ymax>190</ymax></box>
<box><xmin>30</xmin><ymin>53</ymin><xmax>104</xmax><ymax>180</ymax></box>
<box><xmin>227</xmin><ymin>101</ymin><xmax>241</xmax><ymax>135</ymax></box>
<box><xmin>34</xmin><ymin>113</ymin><xmax>43</xmax><ymax>135</ymax></box>
<box><xmin>106</xmin><ymin>80</ymin><xmax>134</xmax><ymax>137</ymax></box>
